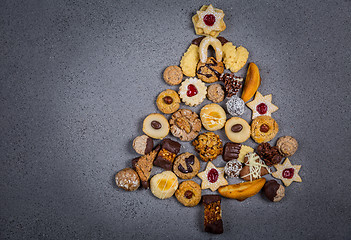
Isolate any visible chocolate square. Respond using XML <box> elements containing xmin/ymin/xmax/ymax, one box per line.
<box><xmin>154</xmin><ymin>138</ymin><xmax>181</xmax><ymax>170</ymax></box>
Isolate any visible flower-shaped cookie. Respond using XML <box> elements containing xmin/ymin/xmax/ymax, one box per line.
<box><xmin>197</xmin><ymin>162</ymin><xmax>228</xmax><ymax>191</ymax></box>
<box><xmin>272</xmin><ymin>158</ymin><xmax>302</xmax><ymax>187</ymax></box>
<box><xmin>179</xmin><ymin>78</ymin><xmax>207</xmax><ymax>106</ymax></box>
<box><xmin>192</xmin><ymin>5</ymin><xmax>226</xmax><ymax>37</ymax></box>
<box><xmin>246</xmin><ymin>91</ymin><xmax>278</xmax><ymax>120</ymax></box>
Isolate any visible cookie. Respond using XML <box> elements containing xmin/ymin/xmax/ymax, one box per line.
<box><xmin>196</xmin><ymin>57</ymin><xmax>224</xmax><ymax>83</ymax></box>
<box><xmin>197</xmin><ymin>161</ymin><xmax>228</xmax><ymax>191</ymax></box>
<box><xmin>239</xmin><ymin>152</ymin><xmax>271</xmax><ymax>181</ymax></box>
<box><xmin>156</xmin><ymin>89</ymin><xmax>181</xmax><ymax>114</ymax></box>
<box><xmin>199</xmin><ymin>36</ymin><xmax>223</xmax><ymax>63</ymax></box>
<box><xmin>218</xmin><ymin>178</ymin><xmax>266</xmax><ymax>201</ymax></box>
<box><xmin>222</xmin><ymin>42</ymin><xmax>249</xmax><ymax>73</ymax></box>
<box><xmin>163</xmin><ymin>66</ymin><xmax>183</xmax><ymax>85</ymax></box>
<box><xmin>222</xmin><ymin>142</ymin><xmax>241</xmax><ymax>162</ymax></box>
<box><xmin>180</xmin><ymin>44</ymin><xmax>199</xmax><ymax>77</ymax></box>
<box><xmin>263</xmin><ymin>180</ymin><xmax>285</xmax><ymax>202</ymax></box>
<box><xmin>192</xmin><ymin>132</ymin><xmax>223</xmax><ymax>162</ymax></box>
<box><xmin>169</xmin><ymin>109</ymin><xmax>201</xmax><ymax>141</ymax></box>
<box><xmin>150</xmin><ymin>171</ymin><xmax>178</xmax><ymax>199</ymax></box>
<box><xmin>192</xmin><ymin>4</ymin><xmax>226</xmax><ymax>38</ymax></box>
<box><xmin>175</xmin><ymin>180</ymin><xmax>202</xmax><ymax>207</ymax></box>
<box><xmin>154</xmin><ymin>138</ymin><xmax>181</xmax><ymax>170</ymax></box>
<box><xmin>224</xmin><ymin>159</ymin><xmax>242</xmax><ymax>178</ymax></box>
<box><xmin>173</xmin><ymin>152</ymin><xmax>200</xmax><ymax>179</ymax></box>
<box><xmin>256</xmin><ymin>142</ymin><xmax>283</xmax><ymax>166</ymax></box>
<box><xmin>276</xmin><ymin>136</ymin><xmax>298</xmax><ymax>157</ymax></box>
<box><xmin>237</xmin><ymin>145</ymin><xmax>254</xmax><ymax>163</ymax></box>
<box><xmin>250</xmin><ymin>116</ymin><xmax>279</xmax><ymax>143</ymax></box>
<box><xmin>220</xmin><ymin>73</ymin><xmax>243</xmax><ymax>97</ymax></box>
<box><xmin>272</xmin><ymin>158</ymin><xmax>302</xmax><ymax>187</ymax></box>
<box><xmin>224</xmin><ymin>117</ymin><xmax>250</xmax><ymax>143</ymax></box>
<box><xmin>241</xmin><ymin>62</ymin><xmax>261</xmax><ymax>102</ymax></box>
<box><xmin>207</xmin><ymin>83</ymin><xmax>224</xmax><ymax>103</ymax></box>
<box><xmin>202</xmin><ymin>195</ymin><xmax>224</xmax><ymax>234</ymax></box>
<box><xmin>200</xmin><ymin>103</ymin><xmax>226</xmax><ymax>131</ymax></box>
<box><xmin>132</xmin><ymin>135</ymin><xmax>153</xmax><ymax>155</ymax></box>
<box><xmin>178</xmin><ymin>77</ymin><xmax>207</xmax><ymax>106</ymax></box>
<box><xmin>142</xmin><ymin>113</ymin><xmax>170</xmax><ymax>139</ymax></box>
<box><xmin>115</xmin><ymin>168</ymin><xmax>140</xmax><ymax>191</ymax></box>
<box><xmin>246</xmin><ymin>91</ymin><xmax>279</xmax><ymax>120</ymax></box>
<box><xmin>226</xmin><ymin>96</ymin><xmax>245</xmax><ymax>116</ymax></box>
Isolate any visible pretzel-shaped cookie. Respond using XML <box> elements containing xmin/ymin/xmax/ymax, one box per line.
<box><xmin>199</xmin><ymin>36</ymin><xmax>223</xmax><ymax>63</ymax></box>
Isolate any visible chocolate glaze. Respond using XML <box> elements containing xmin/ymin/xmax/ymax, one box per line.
<box><xmin>178</xmin><ymin>155</ymin><xmax>195</xmax><ymax>173</ymax></box>
<box><xmin>191</xmin><ymin>36</ymin><xmax>205</xmax><ymax>46</ymax></box>
<box><xmin>141</xmin><ymin>180</ymin><xmax>150</xmax><ymax>189</ymax></box>
<box><xmin>205</xmin><ymin>219</ymin><xmax>224</xmax><ymax>234</ymax></box>
<box><xmin>223</xmin><ymin>143</ymin><xmax>242</xmax><ymax>162</ymax></box>
<box><xmin>202</xmin><ymin>194</ymin><xmax>221</xmax><ymax>204</ymax></box>
<box><xmin>144</xmin><ymin>137</ymin><xmax>153</xmax><ymax>154</ymax></box>
<box><xmin>217</xmin><ymin>36</ymin><xmax>229</xmax><ymax>45</ymax></box>
<box><xmin>154</xmin><ymin>139</ymin><xmax>181</xmax><ymax>170</ymax></box>
<box><xmin>161</xmin><ymin>138</ymin><xmax>181</xmax><ymax>154</ymax></box>
<box><xmin>263</xmin><ymin>180</ymin><xmax>280</xmax><ymax>201</ymax></box>
<box><xmin>197</xmin><ymin>57</ymin><xmax>222</xmax><ymax>79</ymax></box>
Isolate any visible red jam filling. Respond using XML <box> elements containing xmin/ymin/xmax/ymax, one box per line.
<box><xmin>203</xmin><ymin>14</ymin><xmax>215</xmax><ymax>26</ymax></box>
<box><xmin>282</xmin><ymin>168</ymin><xmax>295</xmax><ymax>179</ymax></box>
<box><xmin>186</xmin><ymin>84</ymin><xmax>198</xmax><ymax>97</ymax></box>
<box><xmin>256</xmin><ymin>103</ymin><xmax>268</xmax><ymax>115</ymax></box>
<box><xmin>207</xmin><ymin>168</ymin><xmax>219</xmax><ymax>183</ymax></box>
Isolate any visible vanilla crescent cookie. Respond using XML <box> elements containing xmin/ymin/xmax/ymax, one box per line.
<box><xmin>180</xmin><ymin>44</ymin><xmax>199</xmax><ymax>77</ymax></box>
<box><xmin>200</xmin><ymin>103</ymin><xmax>226</xmax><ymax>131</ymax></box>
<box><xmin>250</xmin><ymin>116</ymin><xmax>279</xmax><ymax>143</ymax></box>
<box><xmin>225</xmin><ymin>117</ymin><xmax>250</xmax><ymax>143</ymax></box>
<box><xmin>199</xmin><ymin>36</ymin><xmax>223</xmax><ymax>63</ymax></box>
<box><xmin>178</xmin><ymin>78</ymin><xmax>207</xmax><ymax>106</ymax></box>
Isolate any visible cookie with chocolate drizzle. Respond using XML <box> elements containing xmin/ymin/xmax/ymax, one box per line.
<box><xmin>196</xmin><ymin>57</ymin><xmax>224</xmax><ymax>83</ymax></box>
<box><xmin>173</xmin><ymin>152</ymin><xmax>200</xmax><ymax>179</ymax></box>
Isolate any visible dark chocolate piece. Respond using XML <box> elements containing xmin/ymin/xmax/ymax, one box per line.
<box><xmin>191</xmin><ymin>36</ymin><xmax>205</xmax><ymax>46</ymax></box>
<box><xmin>154</xmin><ymin>138</ymin><xmax>181</xmax><ymax>170</ymax></box>
<box><xmin>220</xmin><ymin>73</ymin><xmax>243</xmax><ymax>97</ymax></box>
<box><xmin>203</xmin><ymin>195</ymin><xmax>223</xmax><ymax>234</ymax></box>
<box><xmin>178</xmin><ymin>155</ymin><xmax>195</xmax><ymax>173</ymax></box>
<box><xmin>217</xmin><ymin>36</ymin><xmax>229</xmax><ymax>45</ymax></box>
<box><xmin>231</xmin><ymin>124</ymin><xmax>243</xmax><ymax>133</ymax></box>
<box><xmin>145</xmin><ymin>137</ymin><xmax>154</xmax><ymax>154</ymax></box>
<box><xmin>222</xmin><ymin>143</ymin><xmax>241</xmax><ymax>162</ymax></box>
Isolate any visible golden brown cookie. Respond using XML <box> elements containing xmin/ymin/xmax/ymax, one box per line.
<box><xmin>163</xmin><ymin>66</ymin><xmax>183</xmax><ymax>85</ymax></box>
<box><xmin>276</xmin><ymin>136</ymin><xmax>298</xmax><ymax>157</ymax></box>
<box><xmin>197</xmin><ymin>161</ymin><xmax>228</xmax><ymax>191</ymax></box>
<box><xmin>180</xmin><ymin>44</ymin><xmax>199</xmax><ymax>77</ymax></box>
<box><xmin>169</xmin><ymin>109</ymin><xmax>201</xmax><ymax>141</ymax></box>
<box><xmin>222</xmin><ymin>42</ymin><xmax>249</xmax><ymax>73</ymax></box>
<box><xmin>207</xmin><ymin>83</ymin><xmax>224</xmax><ymax>103</ymax></box>
<box><xmin>175</xmin><ymin>180</ymin><xmax>202</xmax><ymax>207</ymax></box>
<box><xmin>156</xmin><ymin>89</ymin><xmax>181</xmax><ymax>114</ymax></box>
<box><xmin>200</xmin><ymin>103</ymin><xmax>226</xmax><ymax>131</ymax></box>
<box><xmin>250</xmin><ymin>116</ymin><xmax>279</xmax><ymax>143</ymax></box>
<box><xmin>142</xmin><ymin>113</ymin><xmax>169</xmax><ymax>139</ymax></box>
<box><xmin>192</xmin><ymin>132</ymin><xmax>223</xmax><ymax>162</ymax></box>
<box><xmin>192</xmin><ymin>4</ymin><xmax>226</xmax><ymax>37</ymax></box>
<box><xmin>173</xmin><ymin>152</ymin><xmax>200</xmax><ymax>179</ymax></box>
<box><xmin>196</xmin><ymin>57</ymin><xmax>224</xmax><ymax>83</ymax></box>
<box><xmin>224</xmin><ymin>117</ymin><xmax>250</xmax><ymax>143</ymax></box>
<box><xmin>150</xmin><ymin>171</ymin><xmax>178</xmax><ymax>199</ymax></box>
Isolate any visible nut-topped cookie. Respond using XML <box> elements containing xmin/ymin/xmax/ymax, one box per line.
<box><xmin>250</xmin><ymin>116</ymin><xmax>279</xmax><ymax>143</ymax></box>
<box><xmin>169</xmin><ymin>109</ymin><xmax>201</xmax><ymax>141</ymax></box>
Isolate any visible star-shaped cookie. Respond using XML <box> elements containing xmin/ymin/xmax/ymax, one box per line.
<box><xmin>197</xmin><ymin>161</ymin><xmax>228</xmax><ymax>191</ymax></box>
<box><xmin>272</xmin><ymin>158</ymin><xmax>302</xmax><ymax>187</ymax></box>
<box><xmin>192</xmin><ymin>5</ymin><xmax>226</xmax><ymax>37</ymax></box>
<box><xmin>246</xmin><ymin>91</ymin><xmax>278</xmax><ymax>119</ymax></box>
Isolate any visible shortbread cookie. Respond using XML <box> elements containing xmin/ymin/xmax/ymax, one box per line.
<box><xmin>200</xmin><ymin>103</ymin><xmax>226</xmax><ymax>131</ymax></box>
<box><xmin>175</xmin><ymin>180</ymin><xmax>202</xmax><ymax>207</ymax></box>
<box><xmin>150</xmin><ymin>171</ymin><xmax>178</xmax><ymax>199</ymax></box>
<box><xmin>246</xmin><ymin>91</ymin><xmax>279</xmax><ymax>119</ymax></box>
<box><xmin>115</xmin><ymin>168</ymin><xmax>140</xmax><ymax>191</ymax></box>
<box><xmin>276</xmin><ymin>136</ymin><xmax>298</xmax><ymax>157</ymax></box>
<box><xmin>197</xmin><ymin>161</ymin><xmax>228</xmax><ymax>191</ymax></box>
<box><xmin>192</xmin><ymin>132</ymin><xmax>223</xmax><ymax>162</ymax></box>
<box><xmin>192</xmin><ymin>4</ymin><xmax>226</xmax><ymax>37</ymax></box>
<box><xmin>173</xmin><ymin>152</ymin><xmax>200</xmax><ymax>179</ymax></box>
<box><xmin>163</xmin><ymin>66</ymin><xmax>183</xmax><ymax>85</ymax></box>
<box><xmin>202</xmin><ymin>195</ymin><xmax>224</xmax><ymax>234</ymax></box>
<box><xmin>142</xmin><ymin>113</ymin><xmax>170</xmax><ymax>139</ymax></box>
<box><xmin>224</xmin><ymin>117</ymin><xmax>250</xmax><ymax>143</ymax></box>
<box><xmin>132</xmin><ymin>135</ymin><xmax>153</xmax><ymax>155</ymax></box>
<box><xmin>250</xmin><ymin>116</ymin><xmax>279</xmax><ymax>143</ymax></box>
<box><xmin>222</xmin><ymin>42</ymin><xmax>249</xmax><ymax>73</ymax></box>
<box><xmin>239</xmin><ymin>152</ymin><xmax>271</xmax><ymax>181</ymax></box>
<box><xmin>156</xmin><ymin>89</ymin><xmax>180</xmax><ymax>114</ymax></box>
<box><xmin>197</xmin><ymin>57</ymin><xmax>224</xmax><ymax>83</ymax></box>
<box><xmin>169</xmin><ymin>109</ymin><xmax>201</xmax><ymax>141</ymax></box>
<box><xmin>272</xmin><ymin>158</ymin><xmax>302</xmax><ymax>187</ymax></box>
<box><xmin>226</xmin><ymin>96</ymin><xmax>245</xmax><ymax>116</ymax></box>
<box><xmin>179</xmin><ymin>77</ymin><xmax>207</xmax><ymax>106</ymax></box>
<box><xmin>237</xmin><ymin>145</ymin><xmax>254</xmax><ymax>163</ymax></box>
<box><xmin>199</xmin><ymin>36</ymin><xmax>223</xmax><ymax>63</ymax></box>
<box><xmin>180</xmin><ymin>44</ymin><xmax>199</xmax><ymax>77</ymax></box>
<box><xmin>207</xmin><ymin>83</ymin><xmax>224</xmax><ymax>103</ymax></box>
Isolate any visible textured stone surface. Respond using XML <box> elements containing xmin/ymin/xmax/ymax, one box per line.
<box><xmin>0</xmin><ymin>0</ymin><xmax>350</xmax><ymax>239</ymax></box>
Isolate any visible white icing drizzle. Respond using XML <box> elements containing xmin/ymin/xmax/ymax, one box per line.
<box><xmin>241</xmin><ymin>153</ymin><xmax>271</xmax><ymax>181</ymax></box>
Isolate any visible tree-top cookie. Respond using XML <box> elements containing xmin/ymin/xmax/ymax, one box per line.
<box><xmin>192</xmin><ymin>4</ymin><xmax>226</xmax><ymax>37</ymax></box>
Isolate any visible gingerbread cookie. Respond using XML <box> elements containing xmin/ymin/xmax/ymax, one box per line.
<box><xmin>169</xmin><ymin>109</ymin><xmax>201</xmax><ymax>141</ymax></box>
<box><xmin>207</xmin><ymin>83</ymin><xmax>224</xmax><ymax>103</ymax></box>
<box><xmin>192</xmin><ymin>132</ymin><xmax>223</xmax><ymax>162</ymax></box>
<box><xmin>196</xmin><ymin>57</ymin><xmax>224</xmax><ymax>83</ymax></box>
<box><xmin>192</xmin><ymin>4</ymin><xmax>226</xmax><ymax>37</ymax></box>
<box><xmin>246</xmin><ymin>91</ymin><xmax>279</xmax><ymax>120</ymax></box>
<box><xmin>198</xmin><ymin>161</ymin><xmax>228</xmax><ymax>191</ymax></box>
<box><xmin>272</xmin><ymin>158</ymin><xmax>302</xmax><ymax>187</ymax></box>
<box><xmin>224</xmin><ymin>117</ymin><xmax>250</xmax><ymax>143</ymax></box>
<box><xmin>173</xmin><ymin>152</ymin><xmax>200</xmax><ymax>179</ymax></box>
<box><xmin>142</xmin><ymin>113</ymin><xmax>170</xmax><ymax>139</ymax></box>
<box><xmin>150</xmin><ymin>171</ymin><xmax>178</xmax><ymax>199</ymax></box>
<box><xmin>132</xmin><ymin>135</ymin><xmax>153</xmax><ymax>155</ymax></box>
<box><xmin>200</xmin><ymin>103</ymin><xmax>226</xmax><ymax>131</ymax></box>
<box><xmin>175</xmin><ymin>180</ymin><xmax>202</xmax><ymax>207</ymax></box>
<box><xmin>163</xmin><ymin>66</ymin><xmax>183</xmax><ymax>85</ymax></box>
<box><xmin>250</xmin><ymin>116</ymin><xmax>279</xmax><ymax>143</ymax></box>
<box><xmin>178</xmin><ymin>77</ymin><xmax>207</xmax><ymax>106</ymax></box>
<box><xmin>156</xmin><ymin>89</ymin><xmax>181</xmax><ymax>114</ymax></box>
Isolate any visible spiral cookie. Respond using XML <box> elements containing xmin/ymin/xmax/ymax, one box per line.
<box><xmin>173</xmin><ymin>152</ymin><xmax>200</xmax><ymax>179</ymax></box>
<box><xmin>250</xmin><ymin>116</ymin><xmax>279</xmax><ymax>143</ymax></box>
<box><xmin>156</xmin><ymin>89</ymin><xmax>181</xmax><ymax>114</ymax></box>
<box><xmin>169</xmin><ymin>109</ymin><xmax>201</xmax><ymax>141</ymax></box>
<box><xmin>175</xmin><ymin>180</ymin><xmax>202</xmax><ymax>207</ymax></box>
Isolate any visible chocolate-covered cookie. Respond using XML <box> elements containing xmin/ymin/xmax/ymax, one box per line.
<box><xmin>173</xmin><ymin>152</ymin><xmax>200</xmax><ymax>179</ymax></box>
<box><xmin>223</xmin><ymin>142</ymin><xmax>241</xmax><ymax>162</ymax></box>
<box><xmin>263</xmin><ymin>180</ymin><xmax>285</xmax><ymax>202</ymax></box>
<box><xmin>154</xmin><ymin>138</ymin><xmax>181</xmax><ymax>170</ymax></box>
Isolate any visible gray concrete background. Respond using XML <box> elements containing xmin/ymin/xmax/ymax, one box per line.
<box><xmin>0</xmin><ymin>0</ymin><xmax>350</xmax><ymax>239</ymax></box>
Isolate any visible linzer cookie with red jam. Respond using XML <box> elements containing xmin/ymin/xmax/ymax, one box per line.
<box><xmin>142</xmin><ymin>113</ymin><xmax>170</xmax><ymax>139</ymax></box>
<box><xmin>192</xmin><ymin>4</ymin><xmax>226</xmax><ymax>37</ymax></box>
<box><xmin>272</xmin><ymin>158</ymin><xmax>302</xmax><ymax>187</ymax></box>
<box><xmin>197</xmin><ymin>161</ymin><xmax>228</xmax><ymax>191</ymax></box>
<box><xmin>154</xmin><ymin>138</ymin><xmax>181</xmax><ymax>170</ymax></box>
<box><xmin>173</xmin><ymin>152</ymin><xmax>200</xmax><ymax>179</ymax></box>
<box><xmin>246</xmin><ymin>91</ymin><xmax>279</xmax><ymax>120</ymax></box>
<box><xmin>224</xmin><ymin>117</ymin><xmax>250</xmax><ymax>143</ymax></box>
<box><xmin>178</xmin><ymin>77</ymin><xmax>207</xmax><ymax>106</ymax></box>
<box><xmin>196</xmin><ymin>57</ymin><xmax>224</xmax><ymax>83</ymax></box>
<box><xmin>202</xmin><ymin>195</ymin><xmax>224</xmax><ymax>234</ymax></box>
